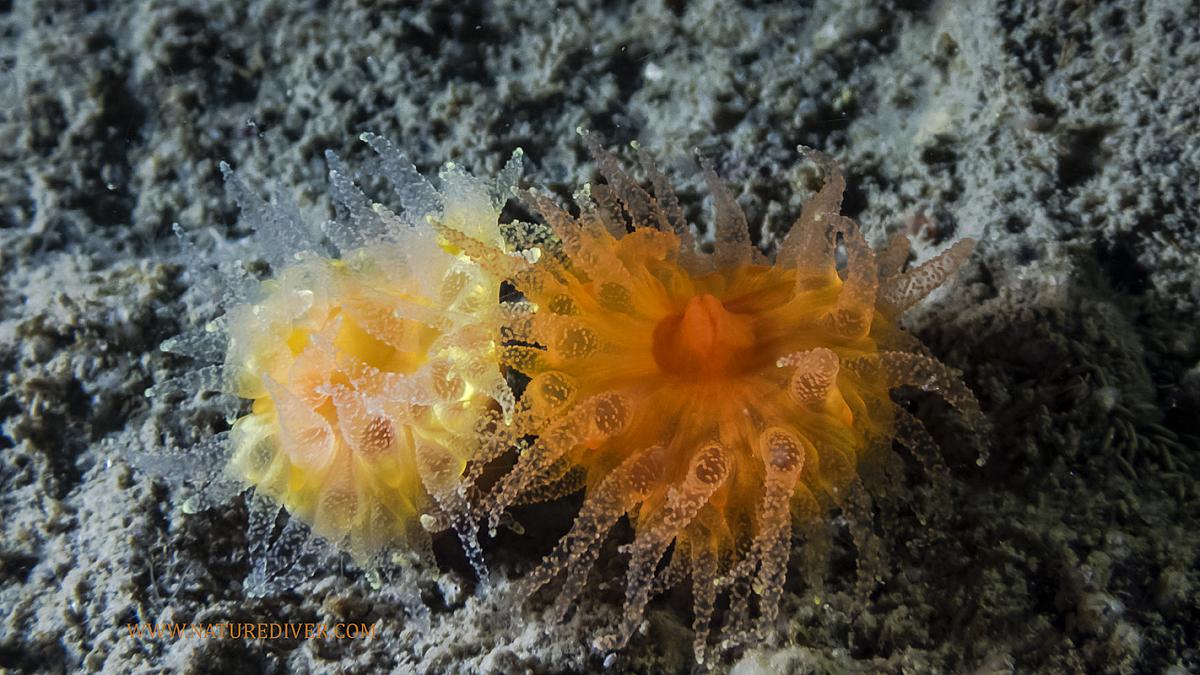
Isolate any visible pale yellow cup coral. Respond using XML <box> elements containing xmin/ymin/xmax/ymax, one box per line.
<box><xmin>466</xmin><ymin>134</ymin><xmax>985</xmax><ymax>662</ymax></box>
<box><xmin>149</xmin><ymin>134</ymin><xmax>522</xmax><ymax>578</ymax></box>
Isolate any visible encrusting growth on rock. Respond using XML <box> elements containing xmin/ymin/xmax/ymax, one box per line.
<box><xmin>469</xmin><ymin>133</ymin><xmax>984</xmax><ymax>662</ymax></box>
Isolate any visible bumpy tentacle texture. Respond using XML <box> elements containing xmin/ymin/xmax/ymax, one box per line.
<box><xmin>482</xmin><ymin>135</ymin><xmax>982</xmax><ymax>662</ymax></box>
<box><xmin>151</xmin><ymin>135</ymin><xmax>521</xmax><ymax>573</ymax></box>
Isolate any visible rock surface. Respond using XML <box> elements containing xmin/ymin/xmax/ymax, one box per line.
<box><xmin>0</xmin><ymin>0</ymin><xmax>1197</xmax><ymax>672</ymax></box>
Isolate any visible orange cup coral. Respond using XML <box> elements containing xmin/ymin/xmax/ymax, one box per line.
<box><xmin>473</xmin><ymin>135</ymin><xmax>984</xmax><ymax>661</ymax></box>
<box><xmin>151</xmin><ymin>135</ymin><xmax>522</xmax><ymax>576</ymax></box>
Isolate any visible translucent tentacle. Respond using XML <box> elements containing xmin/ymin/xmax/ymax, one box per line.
<box><xmin>219</xmin><ymin>162</ymin><xmax>321</xmax><ymax>268</ymax></box>
<box><xmin>841</xmin><ymin>480</ymin><xmax>882</xmax><ymax>602</ymax></box>
<box><xmin>359</xmin><ymin>132</ymin><xmax>442</xmax><ymax>223</ymax></box>
<box><xmin>876</xmin><ymin>231</ymin><xmax>911</xmax><ymax>279</ymax></box>
<box><xmin>144</xmin><ymin>363</ymin><xmax>244</xmax><ymax>399</ymax></box>
<box><xmin>432</xmin><ymin>222</ymin><xmax>524</xmax><ymax>278</ymax></box>
<box><xmin>582</xmin><ymin>133</ymin><xmax>659</xmax><ymax>230</ymax></box>
<box><xmin>500</xmin><ymin>344</ymin><xmax>552</xmax><ymax>376</ymax></box>
<box><xmin>594</xmin><ymin>442</ymin><xmax>732</xmax><ymax>654</ymax></box>
<box><xmin>792</xmin><ymin>483</ymin><xmax>830</xmax><ymax>591</ymax></box>
<box><xmin>690</xmin><ymin>542</ymin><xmax>719</xmax><ymax>665</ymax></box>
<box><xmin>749</xmin><ymin>428</ymin><xmax>809</xmax><ymax>641</ymax></box>
<box><xmin>778</xmin><ymin>146</ymin><xmax>845</xmax><ymax>272</ymax></box>
<box><xmin>822</xmin><ymin>215</ymin><xmax>878</xmax><ymax>339</ymax></box>
<box><xmin>778</xmin><ymin>347</ymin><xmax>840</xmax><ymax>409</ymax></box>
<box><xmin>261</xmin><ymin>375</ymin><xmax>336</xmax><ymax>474</ymax></box>
<box><xmin>484</xmin><ymin>413</ymin><xmax>585</xmax><ymax>530</ymax></box>
<box><xmin>877</xmin><ymin>238</ymin><xmax>975</xmax><ymax>315</ymax></box>
<box><xmin>159</xmin><ymin>322</ymin><xmax>228</xmax><ymax>364</ymax></box>
<box><xmin>324</xmin><ymin>149</ymin><xmax>390</xmax><ymax>252</ymax></box>
<box><xmin>635</xmin><ymin>148</ymin><xmax>701</xmax><ymax>267</ymax></box>
<box><xmin>698</xmin><ymin>154</ymin><xmax>754</xmax><ymax>269</ymax></box>
<box><xmin>517</xmin><ymin>188</ymin><xmax>581</xmax><ymax>243</ymax></box>
<box><xmin>415</xmin><ymin>442</ymin><xmax>490</xmax><ymax>586</ymax></box>
<box><xmin>893</xmin><ymin>407</ymin><xmax>952</xmax><ymax>494</ymax></box>
<box><xmin>490</xmin><ymin>148</ymin><xmax>525</xmax><ymax>210</ymax></box>
<box><xmin>583</xmin><ymin>182</ymin><xmax>630</xmax><ymax>238</ymax></box>
<box><xmin>330</xmin><ymin>387</ymin><xmax>394</xmax><ymax>460</ymax></box>
<box><xmin>512</xmin><ymin>464</ymin><xmax>586</xmax><ymax>506</ymax></box>
<box><xmin>520</xmin><ymin>188</ymin><xmax>642</xmax><ymax>296</ymax></box>
<box><xmin>521</xmin><ymin>447</ymin><xmax>666</xmax><ymax>617</ymax></box>
<box><xmin>875</xmin><ymin>351</ymin><xmax>984</xmax><ymax>423</ymax></box>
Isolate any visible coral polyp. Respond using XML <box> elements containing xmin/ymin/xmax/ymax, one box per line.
<box><xmin>223</xmin><ymin>243</ymin><xmax>503</xmax><ymax>565</ymax></box>
<box><xmin>151</xmin><ymin>134</ymin><xmax>522</xmax><ymax>572</ymax></box>
<box><xmin>479</xmin><ymin>136</ymin><xmax>985</xmax><ymax>661</ymax></box>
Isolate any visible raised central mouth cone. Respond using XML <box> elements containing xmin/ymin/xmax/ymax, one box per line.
<box><xmin>652</xmin><ymin>294</ymin><xmax>756</xmax><ymax>378</ymax></box>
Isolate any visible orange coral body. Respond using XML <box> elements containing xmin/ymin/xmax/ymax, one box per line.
<box><xmin>478</xmin><ymin>137</ymin><xmax>984</xmax><ymax>661</ymax></box>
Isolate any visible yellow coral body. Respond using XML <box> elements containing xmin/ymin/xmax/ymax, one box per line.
<box><xmin>210</xmin><ymin>141</ymin><xmax>521</xmax><ymax>565</ymax></box>
<box><xmin>478</xmin><ymin>137</ymin><xmax>983</xmax><ymax>660</ymax></box>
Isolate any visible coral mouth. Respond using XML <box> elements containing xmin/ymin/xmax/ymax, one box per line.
<box><xmin>652</xmin><ymin>293</ymin><xmax>757</xmax><ymax>378</ymax></box>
